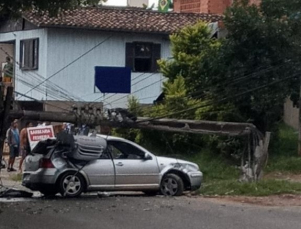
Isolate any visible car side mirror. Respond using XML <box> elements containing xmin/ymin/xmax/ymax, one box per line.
<box><xmin>144</xmin><ymin>154</ymin><xmax>152</xmax><ymax>160</ymax></box>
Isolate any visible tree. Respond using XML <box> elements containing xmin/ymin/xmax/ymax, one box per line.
<box><xmin>159</xmin><ymin>0</ymin><xmax>301</xmax><ymax>133</ymax></box>
<box><xmin>0</xmin><ymin>0</ymin><xmax>107</xmax><ymax>17</ymax></box>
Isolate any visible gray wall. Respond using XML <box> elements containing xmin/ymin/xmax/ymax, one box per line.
<box><xmin>283</xmin><ymin>98</ymin><xmax>299</xmax><ymax>130</ymax></box>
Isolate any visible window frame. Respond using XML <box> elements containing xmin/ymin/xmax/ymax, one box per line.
<box><xmin>125</xmin><ymin>41</ymin><xmax>161</xmax><ymax>73</ymax></box>
<box><xmin>108</xmin><ymin>140</ymin><xmax>146</xmax><ymax>160</ymax></box>
<box><xmin>19</xmin><ymin>38</ymin><xmax>39</xmax><ymax>70</ymax></box>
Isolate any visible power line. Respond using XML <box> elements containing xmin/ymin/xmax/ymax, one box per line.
<box><xmin>0</xmin><ymin>47</ymin><xmax>82</xmax><ymax>101</ymax></box>
<box><xmin>137</xmin><ymin>73</ymin><xmax>299</xmax><ymax>123</ymax></box>
<box><xmin>14</xmin><ymin>91</ymin><xmax>74</xmax><ymax>113</ymax></box>
<box><xmin>110</xmin><ymin>78</ymin><xmax>163</xmax><ymax>105</ymax></box>
<box><xmin>22</xmin><ymin>35</ymin><xmax>113</xmax><ymax>97</ymax></box>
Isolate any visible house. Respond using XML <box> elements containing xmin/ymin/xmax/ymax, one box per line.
<box><xmin>0</xmin><ymin>6</ymin><xmax>222</xmax><ymax>110</ymax></box>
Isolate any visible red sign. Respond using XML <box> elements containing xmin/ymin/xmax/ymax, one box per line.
<box><xmin>27</xmin><ymin>126</ymin><xmax>55</xmax><ymax>149</ymax></box>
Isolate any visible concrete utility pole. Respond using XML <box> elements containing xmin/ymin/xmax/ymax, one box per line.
<box><xmin>8</xmin><ymin>110</ymin><xmax>256</xmax><ymax>136</ymax></box>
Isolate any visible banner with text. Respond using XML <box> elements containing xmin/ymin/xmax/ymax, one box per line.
<box><xmin>27</xmin><ymin>125</ymin><xmax>55</xmax><ymax>149</ymax></box>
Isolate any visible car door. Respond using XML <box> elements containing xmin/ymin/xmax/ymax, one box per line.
<box><xmin>81</xmin><ymin>150</ymin><xmax>115</xmax><ymax>190</ymax></box>
<box><xmin>108</xmin><ymin>140</ymin><xmax>160</xmax><ymax>189</ymax></box>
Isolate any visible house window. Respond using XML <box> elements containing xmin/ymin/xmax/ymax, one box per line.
<box><xmin>20</xmin><ymin>38</ymin><xmax>39</xmax><ymax>70</ymax></box>
<box><xmin>125</xmin><ymin>42</ymin><xmax>161</xmax><ymax>73</ymax></box>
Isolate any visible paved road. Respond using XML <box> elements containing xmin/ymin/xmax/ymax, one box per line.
<box><xmin>1</xmin><ymin>194</ymin><xmax>301</xmax><ymax>229</ymax></box>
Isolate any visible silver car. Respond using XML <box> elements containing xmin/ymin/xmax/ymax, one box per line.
<box><xmin>22</xmin><ymin>135</ymin><xmax>203</xmax><ymax>197</ymax></box>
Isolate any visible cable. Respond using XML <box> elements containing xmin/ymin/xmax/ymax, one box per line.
<box><xmin>110</xmin><ymin>78</ymin><xmax>163</xmax><ymax>105</ymax></box>
<box><xmin>137</xmin><ymin>73</ymin><xmax>299</xmax><ymax>123</ymax></box>
<box><xmin>22</xmin><ymin>35</ymin><xmax>113</xmax><ymax>97</ymax></box>
<box><xmin>0</xmin><ymin>47</ymin><xmax>82</xmax><ymax>101</ymax></box>
<box><xmin>14</xmin><ymin>91</ymin><xmax>73</xmax><ymax>113</ymax></box>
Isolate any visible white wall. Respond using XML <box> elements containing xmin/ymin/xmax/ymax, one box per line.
<box><xmin>46</xmin><ymin>28</ymin><xmax>170</xmax><ymax>108</ymax></box>
<box><xmin>0</xmin><ymin>29</ymin><xmax>48</xmax><ymax>100</ymax></box>
<box><xmin>0</xmin><ymin>28</ymin><xmax>171</xmax><ymax>108</ymax></box>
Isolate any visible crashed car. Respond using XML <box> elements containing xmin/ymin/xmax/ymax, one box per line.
<box><xmin>22</xmin><ymin>134</ymin><xmax>203</xmax><ymax>197</ymax></box>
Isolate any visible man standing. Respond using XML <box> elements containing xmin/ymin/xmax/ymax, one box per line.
<box><xmin>3</xmin><ymin>56</ymin><xmax>13</xmax><ymax>84</ymax></box>
<box><xmin>7</xmin><ymin>119</ymin><xmax>20</xmax><ymax>172</ymax></box>
<box><xmin>18</xmin><ymin>121</ymin><xmax>33</xmax><ymax>172</ymax></box>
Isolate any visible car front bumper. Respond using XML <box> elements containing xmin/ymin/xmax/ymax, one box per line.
<box><xmin>187</xmin><ymin>171</ymin><xmax>203</xmax><ymax>191</ymax></box>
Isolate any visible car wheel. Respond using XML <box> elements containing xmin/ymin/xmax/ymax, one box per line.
<box><xmin>59</xmin><ymin>172</ymin><xmax>84</xmax><ymax>197</ymax></box>
<box><xmin>160</xmin><ymin>173</ymin><xmax>184</xmax><ymax>196</ymax></box>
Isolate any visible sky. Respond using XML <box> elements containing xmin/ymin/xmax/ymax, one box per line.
<box><xmin>104</xmin><ymin>0</ymin><xmax>158</xmax><ymax>7</ymax></box>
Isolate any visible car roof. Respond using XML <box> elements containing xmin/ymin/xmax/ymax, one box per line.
<box><xmin>95</xmin><ymin>134</ymin><xmax>126</xmax><ymax>141</ymax></box>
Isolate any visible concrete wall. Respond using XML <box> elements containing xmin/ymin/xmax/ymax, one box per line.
<box><xmin>283</xmin><ymin>98</ymin><xmax>299</xmax><ymax>130</ymax></box>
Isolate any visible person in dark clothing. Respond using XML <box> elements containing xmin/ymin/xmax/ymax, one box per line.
<box><xmin>7</xmin><ymin>119</ymin><xmax>20</xmax><ymax>172</ymax></box>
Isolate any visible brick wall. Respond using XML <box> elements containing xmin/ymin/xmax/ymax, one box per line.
<box><xmin>173</xmin><ymin>0</ymin><xmax>261</xmax><ymax>14</ymax></box>
<box><xmin>249</xmin><ymin>0</ymin><xmax>261</xmax><ymax>6</ymax></box>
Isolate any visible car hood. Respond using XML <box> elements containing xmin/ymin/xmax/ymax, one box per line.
<box><xmin>156</xmin><ymin>156</ymin><xmax>199</xmax><ymax>171</ymax></box>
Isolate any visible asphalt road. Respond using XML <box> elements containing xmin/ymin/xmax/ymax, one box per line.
<box><xmin>1</xmin><ymin>193</ymin><xmax>301</xmax><ymax>229</ymax></box>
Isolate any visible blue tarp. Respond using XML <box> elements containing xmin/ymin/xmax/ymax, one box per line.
<box><xmin>95</xmin><ymin>66</ymin><xmax>131</xmax><ymax>93</ymax></box>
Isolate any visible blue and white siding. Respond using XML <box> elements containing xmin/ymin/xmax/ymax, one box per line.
<box><xmin>0</xmin><ymin>27</ymin><xmax>171</xmax><ymax>108</ymax></box>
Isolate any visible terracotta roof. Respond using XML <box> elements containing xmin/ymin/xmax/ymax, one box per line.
<box><xmin>23</xmin><ymin>7</ymin><xmax>223</xmax><ymax>34</ymax></box>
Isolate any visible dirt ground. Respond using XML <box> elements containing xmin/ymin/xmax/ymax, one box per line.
<box><xmin>202</xmin><ymin>194</ymin><xmax>301</xmax><ymax>206</ymax></box>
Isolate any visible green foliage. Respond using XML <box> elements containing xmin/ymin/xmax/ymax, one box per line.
<box><xmin>112</xmin><ymin>96</ymin><xmax>142</xmax><ymax>142</ymax></box>
<box><xmin>201</xmin><ymin>179</ymin><xmax>301</xmax><ymax>196</ymax></box>
<box><xmin>205</xmin><ymin>0</ymin><xmax>301</xmax><ymax>132</ymax></box>
<box><xmin>158</xmin><ymin>21</ymin><xmax>221</xmax><ymax>93</ymax></box>
<box><xmin>139</xmin><ymin>76</ymin><xmax>205</xmax><ymax>154</ymax></box>
<box><xmin>0</xmin><ymin>0</ymin><xmax>107</xmax><ymax>17</ymax></box>
<box><xmin>158</xmin><ymin>1</ymin><xmax>301</xmax><ymax>133</ymax></box>
<box><xmin>266</xmin><ymin>123</ymin><xmax>301</xmax><ymax>173</ymax></box>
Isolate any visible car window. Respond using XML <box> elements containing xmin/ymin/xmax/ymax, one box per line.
<box><xmin>99</xmin><ymin>150</ymin><xmax>110</xmax><ymax>159</ymax></box>
<box><xmin>108</xmin><ymin>141</ymin><xmax>145</xmax><ymax>160</ymax></box>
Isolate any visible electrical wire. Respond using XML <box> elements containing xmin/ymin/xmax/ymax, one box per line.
<box><xmin>137</xmin><ymin>73</ymin><xmax>299</xmax><ymax>123</ymax></box>
<box><xmin>22</xmin><ymin>35</ymin><xmax>113</xmax><ymax>97</ymax></box>
<box><xmin>0</xmin><ymin>47</ymin><xmax>82</xmax><ymax>101</ymax></box>
<box><xmin>14</xmin><ymin>91</ymin><xmax>74</xmax><ymax>113</ymax></box>
<box><xmin>110</xmin><ymin>77</ymin><xmax>163</xmax><ymax>105</ymax></box>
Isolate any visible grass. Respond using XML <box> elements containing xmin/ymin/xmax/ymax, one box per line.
<box><xmin>266</xmin><ymin>123</ymin><xmax>301</xmax><ymax>174</ymax></box>
<box><xmin>11</xmin><ymin>173</ymin><xmax>22</xmax><ymax>182</ymax></box>
<box><xmin>200</xmin><ymin>179</ymin><xmax>301</xmax><ymax>196</ymax></box>
<box><xmin>183</xmin><ymin>123</ymin><xmax>301</xmax><ymax>196</ymax></box>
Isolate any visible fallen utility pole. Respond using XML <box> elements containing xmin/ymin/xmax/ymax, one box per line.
<box><xmin>9</xmin><ymin>110</ymin><xmax>256</xmax><ymax>136</ymax></box>
<box><xmin>5</xmin><ymin>93</ymin><xmax>269</xmax><ymax>183</ymax></box>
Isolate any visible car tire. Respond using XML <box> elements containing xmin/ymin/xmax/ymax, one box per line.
<box><xmin>59</xmin><ymin>172</ymin><xmax>84</xmax><ymax>198</ymax></box>
<box><xmin>160</xmin><ymin>173</ymin><xmax>184</xmax><ymax>196</ymax></box>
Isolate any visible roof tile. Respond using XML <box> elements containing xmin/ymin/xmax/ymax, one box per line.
<box><xmin>23</xmin><ymin>7</ymin><xmax>223</xmax><ymax>34</ymax></box>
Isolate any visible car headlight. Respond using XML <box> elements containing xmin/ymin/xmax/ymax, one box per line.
<box><xmin>171</xmin><ymin>163</ymin><xmax>199</xmax><ymax>172</ymax></box>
